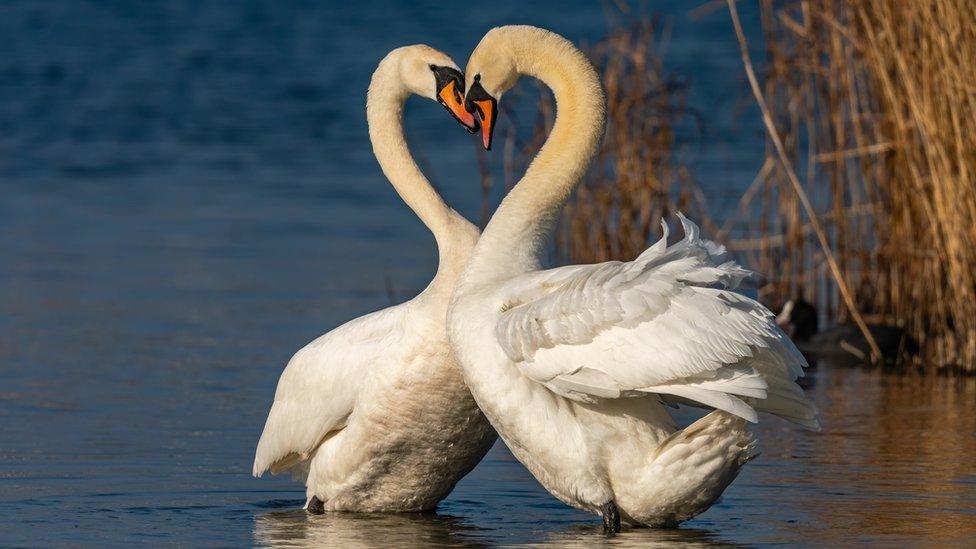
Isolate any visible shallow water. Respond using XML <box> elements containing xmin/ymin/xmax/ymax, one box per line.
<box><xmin>1</xmin><ymin>1</ymin><xmax>975</xmax><ymax>547</ymax></box>
<box><xmin>251</xmin><ymin>366</ymin><xmax>976</xmax><ymax>547</ymax></box>
<box><xmin>4</xmin><ymin>362</ymin><xmax>974</xmax><ymax>547</ymax></box>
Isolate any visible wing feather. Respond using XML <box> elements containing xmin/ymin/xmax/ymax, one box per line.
<box><xmin>252</xmin><ymin>306</ymin><xmax>404</xmax><ymax>477</ymax></box>
<box><xmin>495</xmin><ymin>214</ymin><xmax>818</xmax><ymax>428</ymax></box>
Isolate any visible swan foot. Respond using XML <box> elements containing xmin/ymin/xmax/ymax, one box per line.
<box><xmin>306</xmin><ymin>496</ymin><xmax>325</xmax><ymax>515</ymax></box>
<box><xmin>600</xmin><ymin>501</ymin><xmax>620</xmax><ymax>533</ymax></box>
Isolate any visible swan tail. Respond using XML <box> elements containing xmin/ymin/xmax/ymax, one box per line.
<box><xmin>628</xmin><ymin>411</ymin><xmax>757</xmax><ymax>527</ymax></box>
<box><xmin>652</xmin><ymin>410</ymin><xmax>758</xmax><ymax>467</ymax></box>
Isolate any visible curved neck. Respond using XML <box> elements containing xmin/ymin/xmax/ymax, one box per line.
<box><xmin>367</xmin><ymin>58</ymin><xmax>453</xmax><ymax>245</ymax></box>
<box><xmin>470</xmin><ymin>29</ymin><xmax>606</xmax><ymax>282</ymax></box>
<box><xmin>366</xmin><ymin>54</ymin><xmax>477</xmax><ymax>289</ymax></box>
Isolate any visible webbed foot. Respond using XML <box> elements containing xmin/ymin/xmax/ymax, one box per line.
<box><xmin>600</xmin><ymin>500</ymin><xmax>620</xmax><ymax>533</ymax></box>
<box><xmin>306</xmin><ymin>495</ymin><xmax>325</xmax><ymax>515</ymax></box>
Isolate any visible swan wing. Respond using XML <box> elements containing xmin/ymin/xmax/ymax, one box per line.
<box><xmin>252</xmin><ymin>305</ymin><xmax>405</xmax><ymax>477</ymax></box>
<box><xmin>495</xmin><ymin>215</ymin><xmax>817</xmax><ymax>428</ymax></box>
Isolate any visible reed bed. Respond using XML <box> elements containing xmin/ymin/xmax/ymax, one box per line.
<box><xmin>728</xmin><ymin>0</ymin><xmax>976</xmax><ymax>370</ymax></box>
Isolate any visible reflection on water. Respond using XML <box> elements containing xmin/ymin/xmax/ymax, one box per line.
<box><xmin>245</xmin><ymin>365</ymin><xmax>976</xmax><ymax>547</ymax></box>
<box><xmin>254</xmin><ymin>510</ymin><xmax>490</xmax><ymax>548</ymax></box>
<box><xmin>254</xmin><ymin>509</ymin><xmax>741</xmax><ymax>548</ymax></box>
<box><xmin>798</xmin><ymin>368</ymin><xmax>976</xmax><ymax>544</ymax></box>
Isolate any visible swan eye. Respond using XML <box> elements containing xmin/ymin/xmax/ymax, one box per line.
<box><xmin>429</xmin><ymin>64</ymin><xmax>437</xmax><ymax>71</ymax></box>
<box><xmin>474</xmin><ymin>74</ymin><xmax>481</xmax><ymax>82</ymax></box>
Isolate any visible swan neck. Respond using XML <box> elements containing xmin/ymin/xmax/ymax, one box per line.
<box><xmin>474</xmin><ymin>30</ymin><xmax>606</xmax><ymax>279</ymax></box>
<box><xmin>366</xmin><ymin>57</ymin><xmax>476</xmax><ymax>287</ymax></box>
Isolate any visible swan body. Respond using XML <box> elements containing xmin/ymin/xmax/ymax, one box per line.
<box><xmin>449</xmin><ymin>26</ymin><xmax>818</xmax><ymax>528</ymax></box>
<box><xmin>253</xmin><ymin>45</ymin><xmax>495</xmax><ymax>512</ymax></box>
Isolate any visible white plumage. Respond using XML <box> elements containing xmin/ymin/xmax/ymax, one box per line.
<box><xmin>252</xmin><ymin>45</ymin><xmax>495</xmax><ymax>512</ymax></box>
<box><xmin>449</xmin><ymin>26</ymin><xmax>818</xmax><ymax>528</ymax></box>
<box><xmin>252</xmin><ymin>306</ymin><xmax>399</xmax><ymax>478</ymax></box>
<box><xmin>493</xmin><ymin>214</ymin><xmax>816</xmax><ymax>429</ymax></box>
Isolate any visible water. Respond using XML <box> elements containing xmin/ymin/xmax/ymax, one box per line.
<box><xmin>1</xmin><ymin>1</ymin><xmax>974</xmax><ymax>546</ymax></box>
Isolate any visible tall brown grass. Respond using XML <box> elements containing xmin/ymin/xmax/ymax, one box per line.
<box><xmin>729</xmin><ymin>0</ymin><xmax>976</xmax><ymax>370</ymax></box>
<box><xmin>555</xmin><ymin>19</ymin><xmax>703</xmax><ymax>264</ymax></box>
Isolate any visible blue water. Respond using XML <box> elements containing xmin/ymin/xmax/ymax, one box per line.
<box><xmin>2</xmin><ymin>1</ymin><xmax>974</xmax><ymax>546</ymax></box>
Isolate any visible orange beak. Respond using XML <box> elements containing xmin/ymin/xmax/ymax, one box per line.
<box><xmin>464</xmin><ymin>80</ymin><xmax>497</xmax><ymax>150</ymax></box>
<box><xmin>437</xmin><ymin>80</ymin><xmax>478</xmax><ymax>133</ymax></box>
<box><xmin>472</xmin><ymin>99</ymin><xmax>496</xmax><ymax>150</ymax></box>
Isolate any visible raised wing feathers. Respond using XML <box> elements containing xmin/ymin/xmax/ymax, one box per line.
<box><xmin>495</xmin><ymin>215</ymin><xmax>817</xmax><ymax>428</ymax></box>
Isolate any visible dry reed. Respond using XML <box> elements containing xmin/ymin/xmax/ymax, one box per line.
<box><xmin>729</xmin><ymin>0</ymin><xmax>976</xmax><ymax>370</ymax></box>
<box><xmin>555</xmin><ymin>18</ymin><xmax>703</xmax><ymax>264</ymax></box>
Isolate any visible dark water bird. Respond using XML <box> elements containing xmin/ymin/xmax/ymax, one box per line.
<box><xmin>775</xmin><ymin>298</ymin><xmax>917</xmax><ymax>365</ymax></box>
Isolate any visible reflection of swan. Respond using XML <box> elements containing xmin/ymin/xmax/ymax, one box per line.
<box><xmin>252</xmin><ymin>508</ymin><xmax>738</xmax><ymax>548</ymax></box>
<box><xmin>253</xmin><ymin>509</ymin><xmax>488</xmax><ymax>548</ymax></box>
<box><xmin>449</xmin><ymin>26</ymin><xmax>819</xmax><ymax>531</ymax></box>
<box><xmin>252</xmin><ymin>45</ymin><xmax>496</xmax><ymax>513</ymax></box>
<box><xmin>541</xmin><ymin>524</ymin><xmax>745</xmax><ymax>548</ymax></box>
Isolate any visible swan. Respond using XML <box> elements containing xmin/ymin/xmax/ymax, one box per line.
<box><xmin>253</xmin><ymin>45</ymin><xmax>496</xmax><ymax>513</ymax></box>
<box><xmin>448</xmin><ymin>26</ymin><xmax>819</xmax><ymax>531</ymax></box>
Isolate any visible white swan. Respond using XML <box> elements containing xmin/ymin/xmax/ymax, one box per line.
<box><xmin>253</xmin><ymin>45</ymin><xmax>496</xmax><ymax>513</ymax></box>
<box><xmin>449</xmin><ymin>26</ymin><xmax>819</xmax><ymax>530</ymax></box>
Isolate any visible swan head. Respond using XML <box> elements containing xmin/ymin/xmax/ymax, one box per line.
<box><xmin>395</xmin><ymin>45</ymin><xmax>478</xmax><ymax>133</ymax></box>
<box><xmin>463</xmin><ymin>28</ymin><xmax>520</xmax><ymax>150</ymax></box>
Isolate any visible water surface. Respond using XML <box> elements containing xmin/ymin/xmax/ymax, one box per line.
<box><xmin>1</xmin><ymin>1</ymin><xmax>974</xmax><ymax>546</ymax></box>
